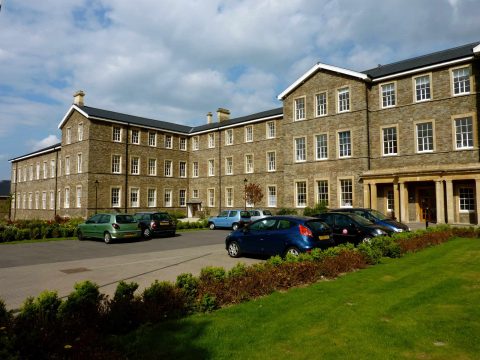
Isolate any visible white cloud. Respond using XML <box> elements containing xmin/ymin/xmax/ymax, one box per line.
<box><xmin>29</xmin><ymin>135</ymin><xmax>60</xmax><ymax>151</ymax></box>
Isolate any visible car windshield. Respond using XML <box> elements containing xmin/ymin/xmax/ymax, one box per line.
<box><xmin>349</xmin><ymin>213</ymin><xmax>374</xmax><ymax>226</ymax></box>
<box><xmin>153</xmin><ymin>213</ymin><xmax>171</xmax><ymax>221</ymax></box>
<box><xmin>369</xmin><ymin>209</ymin><xmax>388</xmax><ymax>220</ymax></box>
<box><xmin>115</xmin><ymin>215</ymin><xmax>136</xmax><ymax>224</ymax></box>
<box><xmin>305</xmin><ymin>220</ymin><xmax>329</xmax><ymax>232</ymax></box>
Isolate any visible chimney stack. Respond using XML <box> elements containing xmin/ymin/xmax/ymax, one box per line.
<box><xmin>73</xmin><ymin>90</ymin><xmax>85</xmax><ymax>106</ymax></box>
<box><xmin>217</xmin><ymin>108</ymin><xmax>230</xmax><ymax>122</ymax></box>
<box><xmin>207</xmin><ymin>112</ymin><xmax>213</xmax><ymax>124</ymax></box>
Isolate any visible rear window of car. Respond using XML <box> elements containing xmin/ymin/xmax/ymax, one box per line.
<box><xmin>115</xmin><ymin>215</ymin><xmax>136</xmax><ymax>223</ymax></box>
<box><xmin>228</xmin><ymin>211</ymin><xmax>238</xmax><ymax>217</ymax></box>
<box><xmin>152</xmin><ymin>213</ymin><xmax>171</xmax><ymax>221</ymax></box>
<box><xmin>240</xmin><ymin>211</ymin><xmax>251</xmax><ymax>218</ymax></box>
<box><xmin>263</xmin><ymin>210</ymin><xmax>272</xmax><ymax>215</ymax></box>
<box><xmin>305</xmin><ymin>220</ymin><xmax>330</xmax><ymax>232</ymax></box>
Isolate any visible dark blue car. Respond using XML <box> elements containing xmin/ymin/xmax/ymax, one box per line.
<box><xmin>328</xmin><ymin>208</ymin><xmax>410</xmax><ymax>233</ymax></box>
<box><xmin>225</xmin><ymin>215</ymin><xmax>334</xmax><ymax>258</ymax></box>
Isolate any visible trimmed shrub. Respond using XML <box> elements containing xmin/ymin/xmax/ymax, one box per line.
<box><xmin>266</xmin><ymin>255</ymin><xmax>284</xmax><ymax>267</ymax></box>
<box><xmin>141</xmin><ymin>281</ymin><xmax>187</xmax><ymax>322</ymax></box>
<box><xmin>1</xmin><ymin>227</ymin><xmax>17</xmax><ymax>242</ymax></box>
<box><xmin>303</xmin><ymin>202</ymin><xmax>328</xmax><ymax>216</ymax></box>
<box><xmin>357</xmin><ymin>242</ymin><xmax>382</xmax><ymax>264</ymax></box>
<box><xmin>199</xmin><ymin>294</ymin><xmax>218</xmax><ymax>312</ymax></box>
<box><xmin>276</xmin><ymin>208</ymin><xmax>297</xmax><ymax>215</ymax></box>
<box><xmin>107</xmin><ymin>281</ymin><xmax>140</xmax><ymax>334</ymax></box>
<box><xmin>0</xmin><ymin>299</ymin><xmax>16</xmax><ymax>360</ymax></box>
<box><xmin>199</xmin><ymin>266</ymin><xmax>226</xmax><ymax>283</ymax></box>
<box><xmin>176</xmin><ymin>273</ymin><xmax>199</xmax><ymax>306</ymax></box>
<box><xmin>227</xmin><ymin>262</ymin><xmax>248</xmax><ymax>278</ymax></box>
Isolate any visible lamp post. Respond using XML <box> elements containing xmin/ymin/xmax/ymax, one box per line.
<box><xmin>244</xmin><ymin>178</ymin><xmax>248</xmax><ymax>211</ymax></box>
<box><xmin>94</xmin><ymin>180</ymin><xmax>99</xmax><ymax>214</ymax></box>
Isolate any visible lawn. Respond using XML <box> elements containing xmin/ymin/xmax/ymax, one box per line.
<box><xmin>117</xmin><ymin>237</ymin><xmax>480</xmax><ymax>359</ymax></box>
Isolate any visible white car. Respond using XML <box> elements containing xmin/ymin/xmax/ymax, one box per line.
<box><xmin>248</xmin><ymin>209</ymin><xmax>273</xmax><ymax>222</ymax></box>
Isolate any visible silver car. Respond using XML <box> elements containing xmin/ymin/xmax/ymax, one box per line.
<box><xmin>249</xmin><ymin>209</ymin><xmax>272</xmax><ymax>222</ymax></box>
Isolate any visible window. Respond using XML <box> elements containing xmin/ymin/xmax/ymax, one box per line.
<box><xmin>245</xmin><ymin>126</ymin><xmax>253</xmax><ymax>142</ymax></box>
<box><xmin>245</xmin><ymin>154</ymin><xmax>254</xmax><ymax>173</ymax></box>
<box><xmin>268</xmin><ymin>186</ymin><xmax>277</xmax><ymax>207</ymax></box>
<box><xmin>192</xmin><ymin>189</ymin><xmax>199</xmax><ymax>198</ymax></box>
<box><xmin>148</xmin><ymin>132</ymin><xmax>156</xmax><ymax>147</ymax></box>
<box><xmin>164</xmin><ymin>189</ymin><xmax>172</xmax><ymax>207</ymax></box>
<box><xmin>381</xmin><ymin>83</ymin><xmax>396</xmax><ymax>108</ymax></box>
<box><xmin>338</xmin><ymin>131</ymin><xmax>351</xmax><ymax>158</ymax></box>
<box><xmin>208</xmin><ymin>133</ymin><xmax>215</xmax><ymax>148</ymax></box>
<box><xmin>179</xmin><ymin>161</ymin><xmax>187</xmax><ymax>177</ymax></box>
<box><xmin>49</xmin><ymin>191</ymin><xmax>54</xmax><ymax>210</ymax></box>
<box><xmin>148</xmin><ymin>158</ymin><xmax>157</xmax><ymax>176</ymax></box>
<box><xmin>113</xmin><ymin>127</ymin><xmax>122</xmax><ymax>142</ymax></box>
<box><xmin>164</xmin><ymin>160</ymin><xmax>172</xmax><ymax>177</ymax></box>
<box><xmin>57</xmin><ymin>190</ymin><xmax>61</xmax><ymax>209</ymax></box>
<box><xmin>316</xmin><ymin>92</ymin><xmax>327</xmax><ymax>116</ymax></box>
<box><xmin>29</xmin><ymin>165</ymin><xmax>33</xmax><ymax>181</ymax></box>
<box><xmin>208</xmin><ymin>189</ymin><xmax>215</xmax><ymax>207</ymax></box>
<box><xmin>180</xmin><ymin>137</ymin><xmax>187</xmax><ymax>151</ymax></box>
<box><xmin>192</xmin><ymin>162</ymin><xmax>199</xmax><ymax>177</ymax></box>
<box><xmin>296</xmin><ymin>181</ymin><xmax>307</xmax><ymax>207</ymax></box>
<box><xmin>42</xmin><ymin>191</ymin><xmax>47</xmax><ymax>210</ymax></box>
<box><xmin>416</xmin><ymin>122</ymin><xmax>434</xmax><ymax>152</ymax></box>
<box><xmin>78</xmin><ymin>123</ymin><xmax>84</xmax><ymax>141</ymax></box>
<box><xmin>316</xmin><ymin>180</ymin><xmax>329</xmax><ymax>205</ymax></box>
<box><xmin>164</xmin><ymin>134</ymin><xmax>172</xmax><ymax>148</ymax></box>
<box><xmin>179</xmin><ymin>189</ymin><xmax>186</xmax><ymax>207</ymax></box>
<box><xmin>459</xmin><ymin>187</ymin><xmax>474</xmax><ymax>211</ymax></box>
<box><xmin>386</xmin><ymin>190</ymin><xmax>394</xmax><ymax>212</ymax></box>
<box><xmin>295</xmin><ymin>137</ymin><xmax>306</xmax><ymax>162</ymax></box>
<box><xmin>225</xmin><ymin>188</ymin><xmax>234</xmax><ymax>207</ymax></box>
<box><xmin>337</xmin><ymin>88</ymin><xmax>350</xmax><ymax>113</ymax></box>
<box><xmin>36</xmin><ymin>163</ymin><xmax>40</xmax><ymax>180</ymax></box>
<box><xmin>28</xmin><ymin>193</ymin><xmax>32</xmax><ymax>209</ymax></box>
<box><xmin>192</xmin><ymin>136</ymin><xmax>199</xmax><ymax>150</ymax></box>
<box><xmin>266</xmin><ymin>121</ymin><xmax>276</xmax><ymax>138</ymax></box>
<box><xmin>23</xmin><ymin>193</ymin><xmax>27</xmax><ymax>209</ymax></box>
<box><xmin>130</xmin><ymin>188</ymin><xmax>139</xmax><ymax>208</ymax></box>
<box><xmin>35</xmin><ymin>192</ymin><xmax>39</xmax><ymax>209</ymax></box>
<box><xmin>294</xmin><ymin>97</ymin><xmax>305</xmax><ymax>121</ymax></box>
<box><xmin>43</xmin><ymin>161</ymin><xmax>47</xmax><ymax>179</ymax></box>
<box><xmin>66</xmin><ymin>127</ymin><xmax>71</xmax><ymax>144</ymax></box>
<box><xmin>147</xmin><ymin>189</ymin><xmax>156</xmax><ymax>207</ymax></box>
<box><xmin>131</xmin><ymin>130</ymin><xmax>140</xmax><ymax>144</ymax></box>
<box><xmin>64</xmin><ymin>187</ymin><xmax>70</xmax><ymax>209</ymax></box>
<box><xmin>455</xmin><ymin>117</ymin><xmax>473</xmax><ymax>149</ymax></box>
<box><xmin>225</xmin><ymin>157</ymin><xmax>233</xmax><ymax>175</ymax></box>
<box><xmin>50</xmin><ymin>160</ymin><xmax>55</xmax><ymax>178</ymax></box>
<box><xmin>76</xmin><ymin>186</ymin><xmax>82</xmax><ymax>208</ymax></box>
<box><xmin>208</xmin><ymin>159</ymin><xmax>215</xmax><ymax>176</ymax></box>
<box><xmin>112</xmin><ymin>155</ymin><xmax>121</xmax><ymax>174</ymax></box>
<box><xmin>315</xmin><ymin>134</ymin><xmax>328</xmax><ymax>160</ymax></box>
<box><xmin>24</xmin><ymin>166</ymin><xmax>27</xmax><ymax>182</ymax></box>
<box><xmin>225</xmin><ymin>129</ymin><xmax>234</xmax><ymax>145</ymax></box>
<box><xmin>414</xmin><ymin>75</ymin><xmax>431</xmax><ymax>102</ymax></box>
<box><xmin>131</xmin><ymin>157</ymin><xmax>140</xmax><ymax>175</ymax></box>
<box><xmin>340</xmin><ymin>179</ymin><xmax>353</xmax><ymax>207</ymax></box>
<box><xmin>65</xmin><ymin>157</ymin><xmax>70</xmax><ymax>175</ymax></box>
<box><xmin>382</xmin><ymin>127</ymin><xmax>398</xmax><ymax>155</ymax></box>
<box><xmin>267</xmin><ymin>151</ymin><xmax>276</xmax><ymax>172</ymax></box>
<box><xmin>111</xmin><ymin>188</ymin><xmax>120</xmax><ymax>207</ymax></box>
<box><xmin>452</xmin><ymin>67</ymin><xmax>470</xmax><ymax>95</ymax></box>
<box><xmin>77</xmin><ymin>153</ymin><xmax>83</xmax><ymax>173</ymax></box>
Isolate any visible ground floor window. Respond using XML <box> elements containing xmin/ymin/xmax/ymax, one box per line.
<box><xmin>340</xmin><ymin>179</ymin><xmax>353</xmax><ymax>207</ymax></box>
<box><xmin>225</xmin><ymin>188</ymin><xmax>233</xmax><ymax>207</ymax></box>
<box><xmin>147</xmin><ymin>189</ymin><xmax>156</xmax><ymax>207</ymax></box>
<box><xmin>111</xmin><ymin>187</ymin><xmax>120</xmax><ymax>208</ymax></box>
<box><xmin>316</xmin><ymin>180</ymin><xmax>329</xmax><ymax>205</ymax></box>
<box><xmin>208</xmin><ymin>189</ymin><xmax>215</xmax><ymax>207</ymax></box>
<box><xmin>164</xmin><ymin>189</ymin><xmax>172</xmax><ymax>207</ymax></box>
<box><xmin>296</xmin><ymin>181</ymin><xmax>307</xmax><ymax>207</ymax></box>
<box><xmin>130</xmin><ymin>188</ymin><xmax>139</xmax><ymax>208</ymax></box>
<box><xmin>179</xmin><ymin>189</ymin><xmax>186</xmax><ymax>207</ymax></box>
<box><xmin>76</xmin><ymin>186</ymin><xmax>82</xmax><ymax>208</ymax></box>
<box><xmin>386</xmin><ymin>190</ymin><xmax>394</xmax><ymax>212</ymax></box>
<box><xmin>459</xmin><ymin>187</ymin><xmax>475</xmax><ymax>211</ymax></box>
<box><xmin>268</xmin><ymin>186</ymin><xmax>277</xmax><ymax>207</ymax></box>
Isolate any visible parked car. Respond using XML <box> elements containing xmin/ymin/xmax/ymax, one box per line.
<box><xmin>133</xmin><ymin>212</ymin><xmax>176</xmax><ymax>238</ymax></box>
<box><xmin>248</xmin><ymin>209</ymin><xmax>273</xmax><ymax>222</ymax></box>
<box><xmin>315</xmin><ymin>212</ymin><xmax>391</xmax><ymax>245</ymax></box>
<box><xmin>77</xmin><ymin>213</ymin><xmax>141</xmax><ymax>244</ymax></box>
<box><xmin>208</xmin><ymin>210</ymin><xmax>251</xmax><ymax>230</ymax></box>
<box><xmin>329</xmin><ymin>208</ymin><xmax>410</xmax><ymax>233</ymax></box>
<box><xmin>225</xmin><ymin>215</ymin><xmax>334</xmax><ymax>258</ymax></box>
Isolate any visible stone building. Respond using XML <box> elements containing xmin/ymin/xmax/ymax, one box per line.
<box><xmin>9</xmin><ymin>41</ymin><xmax>480</xmax><ymax>225</ymax></box>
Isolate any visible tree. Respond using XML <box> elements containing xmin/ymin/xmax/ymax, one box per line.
<box><xmin>245</xmin><ymin>183</ymin><xmax>263</xmax><ymax>207</ymax></box>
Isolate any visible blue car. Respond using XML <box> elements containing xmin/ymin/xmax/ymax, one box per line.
<box><xmin>208</xmin><ymin>209</ymin><xmax>252</xmax><ymax>230</ymax></box>
<box><xmin>225</xmin><ymin>215</ymin><xmax>334</xmax><ymax>258</ymax></box>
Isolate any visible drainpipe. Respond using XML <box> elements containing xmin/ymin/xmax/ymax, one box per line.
<box><xmin>365</xmin><ymin>84</ymin><xmax>371</xmax><ymax>171</ymax></box>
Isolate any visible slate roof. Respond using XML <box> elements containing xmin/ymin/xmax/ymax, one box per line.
<box><xmin>9</xmin><ymin>142</ymin><xmax>61</xmax><ymax>162</ymax></box>
<box><xmin>363</xmin><ymin>41</ymin><xmax>479</xmax><ymax>79</ymax></box>
<box><xmin>0</xmin><ymin>180</ymin><xmax>11</xmax><ymax>197</ymax></box>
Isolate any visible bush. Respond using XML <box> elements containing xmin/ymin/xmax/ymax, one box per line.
<box><xmin>1</xmin><ymin>227</ymin><xmax>17</xmax><ymax>242</ymax></box>
<box><xmin>199</xmin><ymin>266</ymin><xmax>226</xmax><ymax>283</ymax></box>
<box><xmin>0</xmin><ymin>299</ymin><xmax>15</xmax><ymax>360</ymax></box>
<box><xmin>227</xmin><ymin>262</ymin><xmax>248</xmax><ymax>278</ymax></box>
<box><xmin>276</xmin><ymin>208</ymin><xmax>297</xmax><ymax>215</ymax></box>
<box><xmin>107</xmin><ymin>281</ymin><xmax>140</xmax><ymax>334</ymax></box>
<box><xmin>266</xmin><ymin>255</ymin><xmax>284</xmax><ymax>267</ymax></box>
<box><xmin>176</xmin><ymin>273</ymin><xmax>199</xmax><ymax>300</ymax></box>
<box><xmin>199</xmin><ymin>294</ymin><xmax>218</xmax><ymax>312</ymax></box>
<box><xmin>141</xmin><ymin>280</ymin><xmax>187</xmax><ymax>322</ymax></box>
<box><xmin>357</xmin><ymin>242</ymin><xmax>382</xmax><ymax>264</ymax></box>
<box><xmin>370</xmin><ymin>236</ymin><xmax>402</xmax><ymax>258</ymax></box>
<box><xmin>303</xmin><ymin>202</ymin><xmax>328</xmax><ymax>216</ymax></box>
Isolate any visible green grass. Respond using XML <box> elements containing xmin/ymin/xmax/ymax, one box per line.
<box><xmin>117</xmin><ymin>237</ymin><xmax>480</xmax><ymax>359</ymax></box>
<box><xmin>0</xmin><ymin>237</ymin><xmax>76</xmax><ymax>245</ymax></box>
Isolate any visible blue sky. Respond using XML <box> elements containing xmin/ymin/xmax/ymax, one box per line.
<box><xmin>0</xmin><ymin>0</ymin><xmax>479</xmax><ymax>180</ymax></box>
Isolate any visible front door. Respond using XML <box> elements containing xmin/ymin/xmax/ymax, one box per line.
<box><xmin>417</xmin><ymin>187</ymin><xmax>436</xmax><ymax>222</ymax></box>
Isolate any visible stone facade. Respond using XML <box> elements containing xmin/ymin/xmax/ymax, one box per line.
<box><xmin>9</xmin><ymin>42</ymin><xmax>480</xmax><ymax>225</ymax></box>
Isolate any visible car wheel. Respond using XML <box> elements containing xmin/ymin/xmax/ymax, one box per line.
<box><xmin>232</xmin><ymin>223</ymin><xmax>239</xmax><ymax>231</ymax></box>
<box><xmin>77</xmin><ymin>230</ymin><xmax>84</xmax><ymax>241</ymax></box>
<box><xmin>104</xmin><ymin>232</ymin><xmax>112</xmax><ymax>244</ymax></box>
<box><xmin>227</xmin><ymin>241</ymin><xmax>241</xmax><ymax>258</ymax></box>
<box><xmin>209</xmin><ymin>223</ymin><xmax>216</xmax><ymax>230</ymax></box>
<box><xmin>142</xmin><ymin>227</ymin><xmax>151</xmax><ymax>239</ymax></box>
<box><xmin>285</xmin><ymin>247</ymin><xmax>300</xmax><ymax>257</ymax></box>
<box><xmin>361</xmin><ymin>236</ymin><xmax>372</xmax><ymax>244</ymax></box>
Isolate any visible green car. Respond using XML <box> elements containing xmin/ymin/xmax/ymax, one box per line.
<box><xmin>77</xmin><ymin>213</ymin><xmax>141</xmax><ymax>244</ymax></box>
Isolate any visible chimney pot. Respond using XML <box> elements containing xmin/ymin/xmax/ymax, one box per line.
<box><xmin>207</xmin><ymin>112</ymin><xmax>213</xmax><ymax>124</ymax></box>
<box><xmin>217</xmin><ymin>108</ymin><xmax>230</xmax><ymax>122</ymax></box>
<box><xmin>73</xmin><ymin>90</ymin><xmax>85</xmax><ymax>106</ymax></box>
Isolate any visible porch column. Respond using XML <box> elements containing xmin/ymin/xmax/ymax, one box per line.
<box><xmin>363</xmin><ymin>183</ymin><xmax>371</xmax><ymax>208</ymax></box>
<box><xmin>445</xmin><ymin>180</ymin><xmax>454</xmax><ymax>224</ymax></box>
<box><xmin>435</xmin><ymin>180</ymin><xmax>445</xmax><ymax>224</ymax></box>
<box><xmin>370</xmin><ymin>183</ymin><xmax>378</xmax><ymax>210</ymax></box>
<box><xmin>399</xmin><ymin>182</ymin><xmax>408</xmax><ymax>222</ymax></box>
<box><xmin>476</xmin><ymin>179</ymin><xmax>480</xmax><ymax>225</ymax></box>
<box><xmin>393</xmin><ymin>182</ymin><xmax>400</xmax><ymax>220</ymax></box>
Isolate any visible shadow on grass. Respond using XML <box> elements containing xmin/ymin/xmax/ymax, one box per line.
<box><xmin>115</xmin><ymin>318</ymin><xmax>211</xmax><ymax>360</ymax></box>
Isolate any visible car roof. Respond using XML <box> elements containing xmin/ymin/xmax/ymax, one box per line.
<box><xmin>329</xmin><ymin>208</ymin><xmax>372</xmax><ymax>211</ymax></box>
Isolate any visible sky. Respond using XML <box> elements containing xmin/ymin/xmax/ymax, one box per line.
<box><xmin>0</xmin><ymin>0</ymin><xmax>479</xmax><ymax>180</ymax></box>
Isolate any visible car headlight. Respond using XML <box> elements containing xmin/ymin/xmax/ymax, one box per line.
<box><xmin>393</xmin><ymin>228</ymin><xmax>404</xmax><ymax>233</ymax></box>
<box><xmin>374</xmin><ymin>228</ymin><xmax>387</xmax><ymax>236</ymax></box>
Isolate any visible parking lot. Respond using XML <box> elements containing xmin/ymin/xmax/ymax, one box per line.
<box><xmin>0</xmin><ymin>230</ymin><xmax>263</xmax><ymax>310</ymax></box>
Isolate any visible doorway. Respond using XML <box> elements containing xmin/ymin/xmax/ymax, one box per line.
<box><xmin>416</xmin><ymin>186</ymin><xmax>436</xmax><ymax>222</ymax></box>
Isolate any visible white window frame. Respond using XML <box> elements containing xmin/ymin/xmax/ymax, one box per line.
<box><xmin>337</xmin><ymin>87</ymin><xmax>350</xmax><ymax>113</ymax></box>
<box><xmin>65</xmin><ymin>156</ymin><xmax>70</xmax><ymax>175</ymax></box>
<box><xmin>112</xmin><ymin>155</ymin><xmax>121</xmax><ymax>174</ymax></box>
<box><xmin>148</xmin><ymin>158</ymin><xmax>157</xmax><ymax>176</ymax></box>
<box><xmin>113</xmin><ymin>127</ymin><xmax>122</xmax><ymax>142</ymax></box>
<box><xmin>454</xmin><ymin>116</ymin><xmax>474</xmax><ymax>150</ymax></box>
<box><xmin>339</xmin><ymin>178</ymin><xmax>353</xmax><ymax>208</ymax></box>
<box><xmin>192</xmin><ymin>162</ymin><xmax>199</xmax><ymax>178</ymax></box>
<box><xmin>208</xmin><ymin>159</ymin><xmax>215</xmax><ymax>176</ymax></box>
<box><xmin>415</xmin><ymin>121</ymin><xmax>435</xmax><ymax>153</ymax></box>
<box><xmin>245</xmin><ymin>154</ymin><xmax>254</xmax><ymax>174</ymax></box>
<box><xmin>338</xmin><ymin>130</ymin><xmax>352</xmax><ymax>158</ymax></box>
<box><xmin>131</xmin><ymin>157</ymin><xmax>140</xmax><ymax>175</ymax></box>
<box><xmin>267</xmin><ymin>151</ymin><xmax>276</xmax><ymax>172</ymax></box>
<box><xmin>459</xmin><ymin>187</ymin><xmax>475</xmax><ymax>212</ymax></box>
<box><xmin>382</xmin><ymin>126</ymin><xmax>398</xmax><ymax>156</ymax></box>
<box><xmin>225</xmin><ymin>157</ymin><xmax>233</xmax><ymax>175</ymax></box>
<box><xmin>49</xmin><ymin>191</ymin><xmax>54</xmax><ymax>210</ymax></box>
<box><xmin>180</xmin><ymin>137</ymin><xmax>187</xmax><ymax>151</ymax></box>
<box><xmin>225</xmin><ymin>129</ymin><xmax>234</xmax><ymax>145</ymax></box>
<box><xmin>207</xmin><ymin>188</ymin><xmax>215</xmax><ymax>207</ymax></box>
<box><xmin>245</xmin><ymin>125</ymin><xmax>253</xmax><ymax>142</ymax></box>
<box><xmin>77</xmin><ymin>153</ymin><xmax>83</xmax><ymax>173</ymax></box>
<box><xmin>66</xmin><ymin>127</ymin><xmax>71</xmax><ymax>144</ymax></box>
<box><xmin>225</xmin><ymin>187</ymin><xmax>234</xmax><ymax>207</ymax></box>
<box><xmin>35</xmin><ymin>191</ymin><xmax>39</xmax><ymax>209</ymax></box>
<box><xmin>294</xmin><ymin>137</ymin><xmax>306</xmax><ymax>162</ymax></box>
<box><xmin>294</xmin><ymin>97</ymin><xmax>306</xmax><ymax>121</ymax></box>
<box><xmin>76</xmin><ymin>186</ymin><xmax>82</xmax><ymax>208</ymax></box>
<box><xmin>164</xmin><ymin>160</ymin><xmax>173</xmax><ymax>177</ymax></box>
<box><xmin>192</xmin><ymin>136</ymin><xmax>199</xmax><ymax>151</ymax></box>
<box><xmin>208</xmin><ymin>133</ymin><xmax>215</xmax><ymax>148</ymax></box>
<box><xmin>147</xmin><ymin>188</ymin><xmax>157</xmax><ymax>207</ymax></box>
<box><xmin>179</xmin><ymin>161</ymin><xmax>187</xmax><ymax>178</ymax></box>
<box><xmin>266</xmin><ymin>121</ymin><xmax>276</xmax><ymax>139</ymax></box>
<box><xmin>78</xmin><ymin>122</ymin><xmax>84</xmax><ymax>142</ymax></box>
<box><xmin>165</xmin><ymin>134</ymin><xmax>173</xmax><ymax>149</ymax></box>
<box><xmin>36</xmin><ymin>163</ymin><xmax>40</xmax><ymax>180</ymax></box>
<box><xmin>42</xmin><ymin>191</ymin><xmax>47</xmax><ymax>210</ymax></box>
<box><xmin>451</xmin><ymin>66</ymin><xmax>471</xmax><ymax>96</ymax></box>
<box><xmin>380</xmin><ymin>82</ymin><xmax>396</xmax><ymax>108</ymax></box>
<box><xmin>64</xmin><ymin>187</ymin><xmax>70</xmax><ymax>209</ymax></box>
<box><xmin>164</xmin><ymin>189</ymin><xmax>172</xmax><ymax>207</ymax></box>
<box><xmin>295</xmin><ymin>181</ymin><xmax>307</xmax><ymax>208</ymax></box>
<box><xmin>315</xmin><ymin>133</ymin><xmax>328</xmax><ymax>160</ymax></box>
<box><xmin>50</xmin><ymin>160</ymin><xmax>55</xmax><ymax>178</ymax></box>
<box><xmin>267</xmin><ymin>185</ymin><xmax>277</xmax><ymax>207</ymax></box>
<box><xmin>131</xmin><ymin>129</ymin><xmax>140</xmax><ymax>145</ymax></box>
<box><xmin>148</xmin><ymin>132</ymin><xmax>157</xmax><ymax>147</ymax></box>
<box><xmin>179</xmin><ymin>189</ymin><xmax>186</xmax><ymax>207</ymax></box>
<box><xmin>130</xmin><ymin>187</ymin><xmax>140</xmax><ymax>208</ymax></box>
<box><xmin>413</xmin><ymin>74</ymin><xmax>432</xmax><ymax>102</ymax></box>
<box><xmin>316</xmin><ymin>179</ymin><xmax>329</xmax><ymax>206</ymax></box>
<box><xmin>111</xmin><ymin>187</ymin><xmax>121</xmax><ymax>208</ymax></box>
<box><xmin>192</xmin><ymin>189</ymin><xmax>199</xmax><ymax>198</ymax></box>
<box><xmin>315</xmin><ymin>91</ymin><xmax>328</xmax><ymax>117</ymax></box>
<box><xmin>43</xmin><ymin>161</ymin><xmax>47</xmax><ymax>179</ymax></box>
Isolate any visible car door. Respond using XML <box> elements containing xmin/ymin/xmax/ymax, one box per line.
<box><xmin>83</xmin><ymin>214</ymin><xmax>102</xmax><ymax>237</ymax></box>
<box><xmin>332</xmin><ymin>214</ymin><xmax>358</xmax><ymax>245</ymax></box>
<box><xmin>95</xmin><ymin>214</ymin><xmax>112</xmax><ymax>238</ymax></box>
<box><xmin>262</xmin><ymin>219</ymin><xmax>295</xmax><ymax>256</ymax></box>
<box><xmin>216</xmin><ymin>211</ymin><xmax>230</xmax><ymax>228</ymax></box>
<box><xmin>239</xmin><ymin>219</ymin><xmax>271</xmax><ymax>255</ymax></box>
